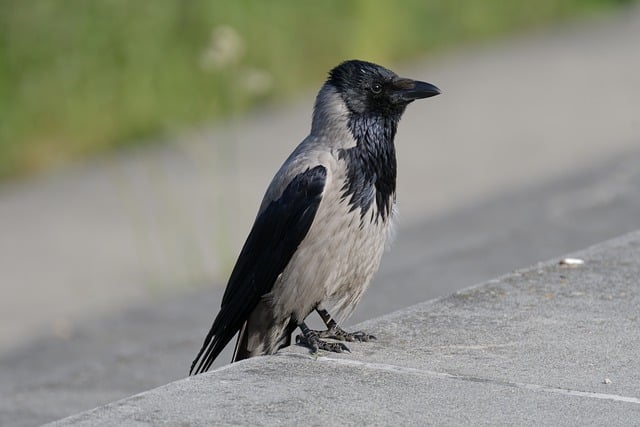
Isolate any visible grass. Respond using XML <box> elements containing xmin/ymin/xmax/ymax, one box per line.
<box><xmin>0</xmin><ymin>0</ymin><xmax>633</xmax><ymax>180</ymax></box>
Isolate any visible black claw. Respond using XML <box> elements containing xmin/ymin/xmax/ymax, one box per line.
<box><xmin>315</xmin><ymin>327</ymin><xmax>377</xmax><ymax>342</ymax></box>
<box><xmin>296</xmin><ymin>329</ymin><xmax>351</xmax><ymax>355</ymax></box>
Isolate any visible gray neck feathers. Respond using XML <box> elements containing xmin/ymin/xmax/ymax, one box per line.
<box><xmin>311</xmin><ymin>84</ymin><xmax>352</xmax><ymax>142</ymax></box>
<box><xmin>312</xmin><ymin>84</ymin><xmax>398</xmax><ymax>223</ymax></box>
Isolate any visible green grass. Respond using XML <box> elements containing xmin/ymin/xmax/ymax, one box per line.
<box><xmin>0</xmin><ymin>0</ymin><xmax>632</xmax><ymax>179</ymax></box>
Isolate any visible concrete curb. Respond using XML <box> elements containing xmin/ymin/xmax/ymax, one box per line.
<box><xmin>48</xmin><ymin>231</ymin><xmax>640</xmax><ymax>426</ymax></box>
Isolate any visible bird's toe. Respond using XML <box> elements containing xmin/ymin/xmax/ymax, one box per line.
<box><xmin>316</xmin><ymin>327</ymin><xmax>376</xmax><ymax>342</ymax></box>
<box><xmin>325</xmin><ymin>340</ymin><xmax>350</xmax><ymax>353</ymax></box>
<box><xmin>349</xmin><ymin>331</ymin><xmax>377</xmax><ymax>342</ymax></box>
<box><xmin>296</xmin><ymin>332</ymin><xmax>351</xmax><ymax>355</ymax></box>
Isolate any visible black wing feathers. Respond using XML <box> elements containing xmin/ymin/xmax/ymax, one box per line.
<box><xmin>190</xmin><ymin>165</ymin><xmax>327</xmax><ymax>374</ymax></box>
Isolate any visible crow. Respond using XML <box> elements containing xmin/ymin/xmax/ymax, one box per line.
<box><xmin>190</xmin><ymin>59</ymin><xmax>440</xmax><ymax>374</ymax></box>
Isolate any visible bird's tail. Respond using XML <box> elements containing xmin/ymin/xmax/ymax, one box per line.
<box><xmin>231</xmin><ymin>311</ymin><xmax>297</xmax><ymax>362</ymax></box>
<box><xmin>232</xmin><ymin>321</ymin><xmax>250</xmax><ymax>362</ymax></box>
<box><xmin>191</xmin><ymin>303</ymin><xmax>296</xmax><ymax>374</ymax></box>
<box><xmin>190</xmin><ymin>302</ymin><xmax>249</xmax><ymax>375</ymax></box>
<box><xmin>189</xmin><ymin>320</ymin><xmax>232</xmax><ymax>375</ymax></box>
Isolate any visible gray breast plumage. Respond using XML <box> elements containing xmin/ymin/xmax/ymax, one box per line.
<box><xmin>265</xmin><ymin>144</ymin><xmax>395</xmax><ymax>326</ymax></box>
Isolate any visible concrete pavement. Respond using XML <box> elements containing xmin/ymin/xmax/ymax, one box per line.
<box><xmin>48</xmin><ymin>231</ymin><xmax>640</xmax><ymax>425</ymax></box>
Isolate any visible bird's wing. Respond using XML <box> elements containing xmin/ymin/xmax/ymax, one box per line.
<box><xmin>190</xmin><ymin>165</ymin><xmax>327</xmax><ymax>374</ymax></box>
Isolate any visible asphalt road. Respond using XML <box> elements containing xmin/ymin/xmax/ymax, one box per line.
<box><xmin>1</xmin><ymin>4</ymin><xmax>640</xmax><ymax>426</ymax></box>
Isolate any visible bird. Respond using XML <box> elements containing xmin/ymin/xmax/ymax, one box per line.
<box><xmin>190</xmin><ymin>59</ymin><xmax>440</xmax><ymax>375</ymax></box>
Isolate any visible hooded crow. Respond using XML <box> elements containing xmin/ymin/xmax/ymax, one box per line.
<box><xmin>190</xmin><ymin>60</ymin><xmax>440</xmax><ymax>374</ymax></box>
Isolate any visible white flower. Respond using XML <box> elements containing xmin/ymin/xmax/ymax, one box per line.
<box><xmin>200</xmin><ymin>25</ymin><xmax>245</xmax><ymax>70</ymax></box>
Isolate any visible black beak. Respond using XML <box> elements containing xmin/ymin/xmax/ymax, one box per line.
<box><xmin>393</xmin><ymin>78</ymin><xmax>441</xmax><ymax>102</ymax></box>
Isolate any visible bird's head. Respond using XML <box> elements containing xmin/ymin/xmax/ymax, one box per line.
<box><xmin>327</xmin><ymin>59</ymin><xmax>440</xmax><ymax>119</ymax></box>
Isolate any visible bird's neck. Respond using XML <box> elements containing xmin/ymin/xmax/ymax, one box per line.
<box><xmin>339</xmin><ymin>113</ymin><xmax>398</xmax><ymax>223</ymax></box>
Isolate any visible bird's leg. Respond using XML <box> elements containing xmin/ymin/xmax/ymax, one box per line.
<box><xmin>296</xmin><ymin>321</ymin><xmax>350</xmax><ymax>354</ymax></box>
<box><xmin>314</xmin><ymin>307</ymin><xmax>377</xmax><ymax>342</ymax></box>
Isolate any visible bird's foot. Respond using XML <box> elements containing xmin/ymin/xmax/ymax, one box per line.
<box><xmin>296</xmin><ymin>327</ymin><xmax>350</xmax><ymax>354</ymax></box>
<box><xmin>313</xmin><ymin>308</ymin><xmax>377</xmax><ymax>342</ymax></box>
<box><xmin>315</xmin><ymin>326</ymin><xmax>376</xmax><ymax>342</ymax></box>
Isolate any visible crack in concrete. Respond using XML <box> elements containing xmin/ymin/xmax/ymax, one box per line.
<box><xmin>294</xmin><ymin>355</ymin><xmax>640</xmax><ymax>405</ymax></box>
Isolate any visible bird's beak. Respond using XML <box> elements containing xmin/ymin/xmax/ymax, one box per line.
<box><xmin>393</xmin><ymin>78</ymin><xmax>441</xmax><ymax>102</ymax></box>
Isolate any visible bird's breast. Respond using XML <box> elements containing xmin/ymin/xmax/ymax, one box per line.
<box><xmin>269</xmin><ymin>159</ymin><xmax>395</xmax><ymax>323</ymax></box>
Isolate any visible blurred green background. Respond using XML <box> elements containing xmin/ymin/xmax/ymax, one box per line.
<box><xmin>0</xmin><ymin>0</ymin><xmax>632</xmax><ymax>180</ymax></box>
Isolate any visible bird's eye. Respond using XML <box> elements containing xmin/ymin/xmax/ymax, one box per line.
<box><xmin>371</xmin><ymin>83</ymin><xmax>383</xmax><ymax>94</ymax></box>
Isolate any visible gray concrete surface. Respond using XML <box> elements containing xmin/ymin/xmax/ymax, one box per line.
<box><xmin>47</xmin><ymin>231</ymin><xmax>640</xmax><ymax>426</ymax></box>
<box><xmin>1</xmin><ymin>4</ymin><xmax>640</xmax><ymax>353</ymax></box>
<box><xmin>2</xmin><ymin>147</ymin><xmax>640</xmax><ymax>426</ymax></box>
